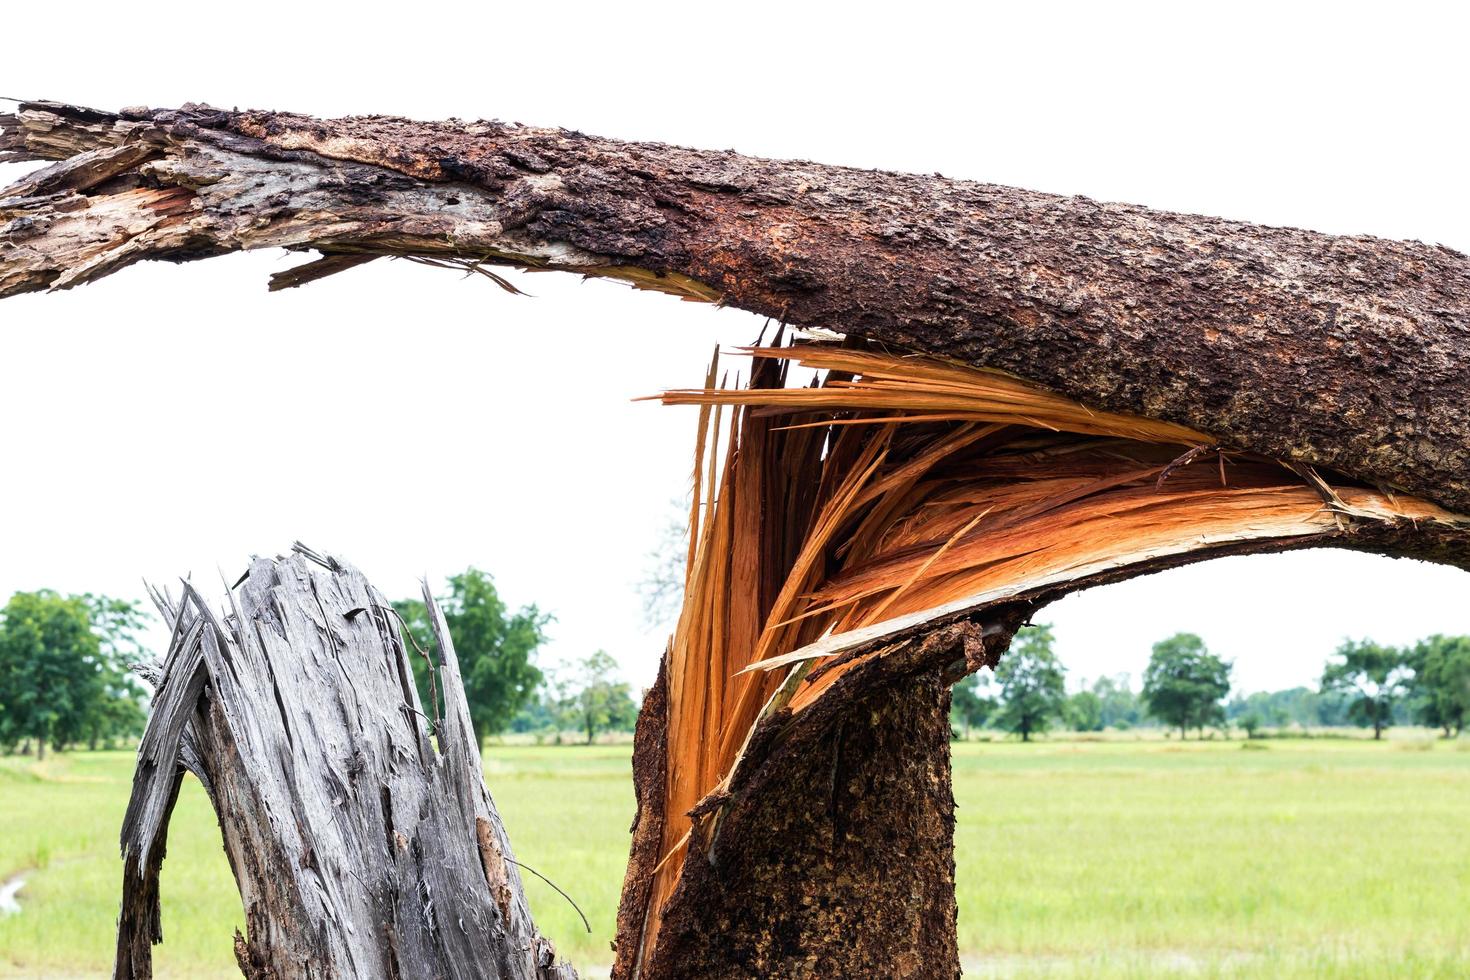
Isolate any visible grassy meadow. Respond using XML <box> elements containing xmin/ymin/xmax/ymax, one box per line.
<box><xmin>3</xmin><ymin>734</ymin><xmax>1469</xmax><ymax>978</ymax></box>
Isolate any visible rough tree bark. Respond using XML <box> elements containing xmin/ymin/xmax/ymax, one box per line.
<box><xmin>4</xmin><ymin>102</ymin><xmax>1469</xmax><ymax>979</ymax></box>
<box><xmin>4</xmin><ymin>101</ymin><xmax>1468</xmax><ymax>512</ymax></box>
<box><xmin>117</xmin><ymin>546</ymin><xmax>575</xmax><ymax>980</ymax></box>
<box><xmin>630</xmin><ymin>619</ymin><xmax>1022</xmax><ymax>980</ymax></box>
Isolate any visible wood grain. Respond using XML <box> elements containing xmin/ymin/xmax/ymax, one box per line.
<box><xmin>116</xmin><ymin>547</ymin><xmax>576</xmax><ymax>980</ymax></box>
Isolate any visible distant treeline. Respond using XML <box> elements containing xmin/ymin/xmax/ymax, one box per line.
<box><xmin>6</xmin><ymin>575</ymin><xmax>1463</xmax><ymax>757</ymax></box>
<box><xmin>391</xmin><ymin>569</ymin><xmax>638</xmax><ymax>747</ymax></box>
<box><xmin>0</xmin><ymin>569</ymin><xmax>638</xmax><ymax>759</ymax></box>
<box><xmin>954</xmin><ymin>627</ymin><xmax>1470</xmax><ymax>741</ymax></box>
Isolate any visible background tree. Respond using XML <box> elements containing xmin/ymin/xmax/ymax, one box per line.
<box><xmin>509</xmin><ymin>693</ymin><xmax>558</xmax><ymax>736</ymax></box>
<box><xmin>1142</xmin><ymin>633</ymin><xmax>1232</xmax><ymax>739</ymax></box>
<box><xmin>1408</xmin><ymin>635</ymin><xmax>1470</xmax><ymax>738</ymax></box>
<box><xmin>1314</xmin><ymin>687</ymin><xmax>1356</xmax><ymax>727</ymax></box>
<box><xmin>950</xmin><ymin>671</ymin><xmax>998</xmax><ymax>739</ymax></box>
<box><xmin>566</xmin><ymin>650</ymin><xmax>637</xmax><ymax>744</ymax></box>
<box><xmin>80</xmin><ymin>595</ymin><xmax>150</xmax><ymax>749</ymax></box>
<box><xmin>394</xmin><ymin>568</ymin><xmax>550</xmax><ymax>747</ymax></box>
<box><xmin>1226</xmin><ymin>689</ymin><xmax>1307</xmax><ymax>730</ymax></box>
<box><xmin>1092</xmin><ymin>674</ymin><xmax>1143</xmax><ymax>730</ymax></box>
<box><xmin>0</xmin><ymin>591</ymin><xmax>98</xmax><ymax>759</ymax></box>
<box><xmin>994</xmin><ymin>625</ymin><xmax>1067</xmax><ymax>742</ymax></box>
<box><xmin>1236</xmin><ymin>711</ymin><xmax>1263</xmax><ymax>739</ymax></box>
<box><xmin>1064</xmin><ymin>688</ymin><xmax>1104</xmax><ymax>732</ymax></box>
<box><xmin>1321</xmin><ymin>639</ymin><xmax>1411</xmax><ymax>740</ymax></box>
<box><xmin>638</xmin><ymin>501</ymin><xmax>690</xmax><ymax>629</ymax></box>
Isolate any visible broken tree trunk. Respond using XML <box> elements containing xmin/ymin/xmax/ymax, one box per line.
<box><xmin>118</xmin><ymin>546</ymin><xmax>575</xmax><ymax>980</ymax></box>
<box><xmin>5</xmin><ymin>101</ymin><xmax>1470</xmax><ymax>979</ymax></box>
<box><xmin>3</xmin><ymin>100</ymin><xmax>1469</xmax><ymax>513</ymax></box>
<box><xmin>611</xmin><ymin>342</ymin><xmax>1470</xmax><ymax>978</ymax></box>
<box><xmin>627</xmin><ymin>620</ymin><xmax>1018</xmax><ymax>980</ymax></box>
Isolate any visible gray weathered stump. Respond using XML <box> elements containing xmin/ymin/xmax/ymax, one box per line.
<box><xmin>116</xmin><ymin>546</ymin><xmax>576</xmax><ymax>980</ymax></box>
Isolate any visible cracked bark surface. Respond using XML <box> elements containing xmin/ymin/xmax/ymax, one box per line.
<box><xmin>117</xmin><ymin>547</ymin><xmax>575</xmax><ymax>980</ymax></box>
<box><xmin>3</xmin><ymin>100</ymin><xmax>1468</xmax><ymax>515</ymax></box>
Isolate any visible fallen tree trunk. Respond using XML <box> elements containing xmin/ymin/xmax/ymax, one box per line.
<box><xmin>118</xmin><ymin>546</ymin><xmax>575</xmax><ymax>980</ymax></box>
<box><xmin>6</xmin><ymin>102</ymin><xmax>1470</xmax><ymax>979</ymax></box>
<box><xmin>3</xmin><ymin>100</ymin><xmax>1468</xmax><ymax>512</ymax></box>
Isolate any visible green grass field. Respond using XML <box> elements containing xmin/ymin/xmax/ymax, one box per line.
<box><xmin>3</xmin><ymin>734</ymin><xmax>1469</xmax><ymax>977</ymax></box>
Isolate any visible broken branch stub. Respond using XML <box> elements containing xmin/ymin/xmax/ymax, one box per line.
<box><xmin>117</xmin><ymin>547</ymin><xmax>575</xmax><ymax>980</ymax></box>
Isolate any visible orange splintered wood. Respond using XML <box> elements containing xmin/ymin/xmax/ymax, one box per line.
<box><xmin>633</xmin><ymin>343</ymin><xmax>1466</xmax><ymax>963</ymax></box>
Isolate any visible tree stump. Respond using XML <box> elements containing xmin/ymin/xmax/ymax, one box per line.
<box><xmin>116</xmin><ymin>546</ymin><xmax>576</xmax><ymax>980</ymax></box>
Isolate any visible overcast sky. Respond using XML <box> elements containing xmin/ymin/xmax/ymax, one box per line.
<box><xmin>3</xmin><ymin>3</ymin><xmax>1467</xmax><ymax>696</ymax></box>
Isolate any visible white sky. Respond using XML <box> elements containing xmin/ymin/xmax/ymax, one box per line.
<box><xmin>2</xmin><ymin>2</ymin><xmax>1467</xmax><ymax>696</ymax></box>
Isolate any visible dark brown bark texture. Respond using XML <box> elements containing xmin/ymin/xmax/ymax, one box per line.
<box><xmin>612</xmin><ymin>660</ymin><xmax>667</xmax><ymax>980</ymax></box>
<box><xmin>117</xmin><ymin>546</ymin><xmax>575</xmax><ymax>980</ymax></box>
<box><xmin>3</xmin><ymin>100</ymin><xmax>1469</xmax><ymax>514</ymax></box>
<box><xmin>637</xmin><ymin>620</ymin><xmax>1019</xmax><ymax>980</ymax></box>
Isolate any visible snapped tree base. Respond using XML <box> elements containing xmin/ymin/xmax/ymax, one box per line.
<box><xmin>654</xmin><ymin>672</ymin><xmax>957</xmax><ymax>980</ymax></box>
<box><xmin>117</xmin><ymin>546</ymin><xmax>575</xmax><ymax>980</ymax></box>
<box><xmin>630</xmin><ymin>622</ymin><xmax>1012</xmax><ymax>980</ymax></box>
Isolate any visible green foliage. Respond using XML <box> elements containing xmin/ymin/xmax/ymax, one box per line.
<box><xmin>510</xmin><ymin>696</ymin><xmax>558</xmax><ymax>735</ymax></box>
<box><xmin>950</xmin><ymin>671</ymin><xmax>997</xmax><ymax>737</ymax></box>
<box><xmin>0</xmin><ymin>592</ymin><xmax>150</xmax><ymax>758</ymax></box>
<box><xmin>1225</xmin><ymin>686</ymin><xmax>1329</xmax><ymax>730</ymax></box>
<box><xmin>0</xmin><ymin>591</ymin><xmax>93</xmax><ymax>757</ymax></box>
<box><xmin>1237</xmin><ymin>711</ymin><xmax>1263</xmax><ymax>738</ymax></box>
<box><xmin>994</xmin><ymin>624</ymin><xmax>1067</xmax><ymax>742</ymax></box>
<box><xmin>393</xmin><ymin>568</ymin><xmax>550</xmax><ymax>746</ymax></box>
<box><xmin>1408</xmin><ymin>635</ymin><xmax>1470</xmax><ymax>737</ymax></box>
<box><xmin>1313</xmin><ymin>686</ymin><xmax>1357</xmax><ymax>727</ymax></box>
<box><xmin>525</xmin><ymin>652</ymin><xmax>640</xmax><ymax>744</ymax></box>
<box><xmin>1064</xmin><ymin>689</ymin><xmax>1104</xmax><ymax>732</ymax></box>
<box><xmin>1321</xmin><ymin>638</ymin><xmax>1411</xmax><ymax>740</ymax></box>
<box><xmin>1089</xmin><ymin>673</ymin><xmax>1143</xmax><ymax>730</ymax></box>
<box><xmin>560</xmin><ymin>650</ymin><xmax>637</xmax><ymax>745</ymax></box>
<box><xmin>79</xmin><ymin>595</ymin><xmax>150</xmax><ymax>749</ymax></box>
<box><xmin>1142</xmin><ymin>632</ymin><xmax>1232</xmax><ymax>739</ymax></box>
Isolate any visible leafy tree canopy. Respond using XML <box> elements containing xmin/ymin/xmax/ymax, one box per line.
<box><xmin>1321</xmin><ymin>638</ymin><xmax>1411</xmax><ymax>740</ymax></box>
<box><xmin>1089</xmin><ymin>673</ymin><xmax>1142</xmax><ymax>730</ymax></box>
<box><xmin>1410</xmin><ymin>635</ymin><xmax>1470</xmax><ymax>737</ymax></box>
<box><xmin>560</xmin><ymin>650</ymin><xmax>638</xmax><ymax>744</ymax></box>
<box><xmin>1065</xmin><ymin>689</ymin><xmax>1104</xmax><ymax>732</ymax></box>
<box><xmin>79</xmin><ymin>595</ymin><xmax>150</xmax><ymax>748</ymax></box>
<box><xmin>0</xmin><ymin>590</ymin><xmax>97</xmax><ymax>758</ymax></box>
<box><xmin>394</xmin><ymin>568</ymin><xmax>550</xmax><ymax>747</ymax></box>
<box><xmin>1142</xmin><ymin>633</ymin><xmax>1232</xmax><ymax>739</ymax></box>
<box><xmin>994</xmin><ymin>624</ymin><xmax>1067</xmax><ymax>742</ymax></box>
<box><xmin>951</xmin><ymin>671</ymin><xmax>997</xmax><ymax>737</ymax></box>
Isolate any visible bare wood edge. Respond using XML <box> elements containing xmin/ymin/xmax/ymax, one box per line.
<box><xmin>713</xmin><ymin>513</ymin><xmax>1470</xmax><ymax>810</ymax></box>
<box><xmin>740</xmin><ymin>499</ymin><xmax>1470</xmax><ymax>677</ymax></box>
